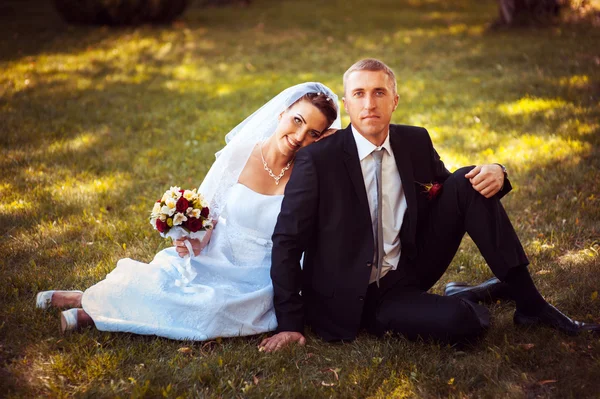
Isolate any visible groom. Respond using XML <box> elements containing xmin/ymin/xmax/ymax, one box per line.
<box><xmin>259</xmin><ymin>58</ymin><xmax>598</xmax><ymax>351</ymax></box>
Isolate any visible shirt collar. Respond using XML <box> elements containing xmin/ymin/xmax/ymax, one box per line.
<box><xmin>351</xmin><ymin>125</ymin><xmax>392</xmax><ymax>161</ymax></box>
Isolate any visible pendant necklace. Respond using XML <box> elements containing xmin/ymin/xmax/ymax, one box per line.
<box><xmin>260</xmin><ymin>141</ymin><xmax>293</xmax><ymax>185</ymax></box>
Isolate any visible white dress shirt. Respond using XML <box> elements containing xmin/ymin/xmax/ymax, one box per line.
<box><xmin>351</xmin><ymin>126</ymin><xmax>407</xmax><ymax>284</ymax></box>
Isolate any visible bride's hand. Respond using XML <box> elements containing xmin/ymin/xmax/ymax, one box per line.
<box><xmin>316</xmin><ymin>128</ymin><xmax>339</xmax><ymax>142</ymax></box>
<box><xmin>173</xmin><ymin>223</ymin><xmax>215</xmax><ymax>257</ymax></box>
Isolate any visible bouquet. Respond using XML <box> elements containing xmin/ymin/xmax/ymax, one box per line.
<box><xmin>150</xmin><ymin>186</ymin><xmax>213</xmax><ymax>290</ymax></box>
<box><xmin>150</xmin><ymin>186</ymin><xmax>213</xmax><ymax>240</ymax></box>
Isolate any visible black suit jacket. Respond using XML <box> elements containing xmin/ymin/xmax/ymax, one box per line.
<box><xmin>270</xmin><ymin>124</ymin><xmax>510</xmax><ymax>341</ymax></box>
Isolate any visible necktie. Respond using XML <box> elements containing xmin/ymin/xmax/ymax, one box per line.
<box><xmin>372</xmin><ymin>149</ymin><xmax>385</xmax><ymax>287</ymax></box>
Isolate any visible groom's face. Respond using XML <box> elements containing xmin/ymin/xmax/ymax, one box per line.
<box><xmin>343</xmin><ymin>70</ymin><xmax>399</xmax><ymax>145</ymax></box>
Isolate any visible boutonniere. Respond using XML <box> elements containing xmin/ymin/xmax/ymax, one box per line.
<box><xmin>416</xmin><ymin>181</ymin><xmax>443</xmax><ymax>200</ymax></box>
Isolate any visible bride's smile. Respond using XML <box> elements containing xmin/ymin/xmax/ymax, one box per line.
<box><xmin>273</xmin><ymin>100</ymin><xmax>329</xmax><ymax>159</ymax></box>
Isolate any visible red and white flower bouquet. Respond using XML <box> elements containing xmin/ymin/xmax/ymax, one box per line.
<box><xmin>150</xmin><ymin>186</ymin><xmax>214</xmax><ymax>289</ymax></box>
<box><xmin>150</xmin><ymin>186</ymin><xmax>213</xmax><ymax>241</ymax></box>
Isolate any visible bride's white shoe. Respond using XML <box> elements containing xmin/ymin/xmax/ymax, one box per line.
<box><xmin>60</xmin><ymin>309</ymin><xmax>79</xmax><ymax>333</ymax></box>
<box><xmin>36</xmin><ymin>290</ymin><xmax>83</xmax><ymax>310</ymax></box>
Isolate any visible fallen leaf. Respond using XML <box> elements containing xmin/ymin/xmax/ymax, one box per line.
<box><xmin>536</xmin><ymin>269</ymin><xmax>551</xmax><ymax>275</ymax></box>
<box><xmin>178</xmin><ymin>347</ymin><xmax>192</xmax><ymax>354</ymax></box>
<box><xmin>321</xmin><ymin>381</ymin><xmax>335</xmax><ymax>387</ymax></box>
<box><xmin>322</xmin><ymin>368</ymin><xmax>340</xmax><ymax>381</ymax></box>
<box><xmin>448</xmin><ymin>377</ymin><xmax>455</xmax><ymax>385</ymax></box>
<box><xmin>538</xmin><ymin>380</ymin><xmax>557</xmax><ymax>385</ymax></box>
<box><xmin>253</xmin><ymin>375</ymin><xmax>259</xmax><ymax>385</ymax></box>
<box><xmin>519</xmin><ymin>343</ymin><xmax>535</xmax><ymax>350</ymax></box>
<box><xmin>591</xmin><ymin>291</ymin><xmax>598</xmax><ymax>301</ymax></box>
<box><xmin>202</xmin><ymin>341</ymin><xmax>217</xmax><ymax>351</ymax></box>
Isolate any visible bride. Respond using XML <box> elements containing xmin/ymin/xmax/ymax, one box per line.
<box><xmin>36</xmin><ymin>82</ymin><xmax>341</xmax><ymax>340</ymax></box>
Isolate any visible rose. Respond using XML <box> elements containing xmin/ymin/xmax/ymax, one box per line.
<box><xmin>427</xmin><ymin>183</ymin><xmax>443</xmax><ymax>200</ymax></box>
<box><xmin>186</xmin><ymin>217</ymin><xmax>203</xmax><ymax>232</ymax></box>
<box><xmin>176</xmin><ymin>197</ymin><xmax>189</xmax><ymax>213</ymax></box>
<box><xmin>201</xmin><ymin>207</ymin><xmax>209</xmax><ymax>218</ymax></box>
<box><xmin>417</xmin><ymin>181</ymin><xmax>443</xmax><ymax>200</ymax></box>
<box><xmin>156</xmin><ymin>218</ymin><xmax>168</xmax><ymax>233</ymax></box>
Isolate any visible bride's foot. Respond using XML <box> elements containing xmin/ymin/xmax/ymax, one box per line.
<box><xmin>60</xmin><ymin>308</ymin><xmax>94</xmax><ymax>334</ymax></box>
<box><xmin>36</xmin><ymin>290</ymin><xmax>83</xmax><ymax>310</ymax></box>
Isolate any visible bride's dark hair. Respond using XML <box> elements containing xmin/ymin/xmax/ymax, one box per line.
<box><xmin>293</xmin><ymin>92</ymin><xmax>338</xmax><ymax>128</ymax></box>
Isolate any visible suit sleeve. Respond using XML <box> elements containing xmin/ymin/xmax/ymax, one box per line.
<box><xmin>497</xmin><ymin>175</ymin><xmax>512</xmax><ymax>199</ymax></box>
<box><xmin>271</xmin><ymin>149</ymin><xmax>319</xmax><ymax>333</ymax></box>
<box><xmin>425</xmin><ymin>129</ymin><xmax>513</xmax><ymax>199</ymax></box>
<box><xmin>422</xmin><ymin>129</ymin><xmax>451</xmax><ymax>183</ymax></box>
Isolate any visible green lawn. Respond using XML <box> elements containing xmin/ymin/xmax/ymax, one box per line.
<box><xmin>1</xmin><ymin>0</ymin><xmax>599</xmax><ymax>397</ymax></box>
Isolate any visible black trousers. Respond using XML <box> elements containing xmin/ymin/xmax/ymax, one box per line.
<box><xmin>361</xmin><ymin>166</ymin><xmax>529</xmax><ymax>344</ymax></box>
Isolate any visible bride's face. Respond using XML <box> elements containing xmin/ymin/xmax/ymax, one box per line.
<box><xmin>275</xmin><ymin>100</ymin><xmax>330</xmax><ymax>157</ymax></box>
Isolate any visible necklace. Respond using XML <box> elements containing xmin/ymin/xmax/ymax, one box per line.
<box><xmin>260</xmin><ymin>142</ymin><xmax>293</xmax><ymax>185</ymax></box>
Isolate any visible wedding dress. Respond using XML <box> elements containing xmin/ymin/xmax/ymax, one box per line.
<box><xmin>81</xmin><ymin>82</ymin><xmax>341</xmax><ymax>340</ymax></box>
<box><xmin>82</xmin><ymin>183</ymin><xmax>282</xmax><ymax>340</ymax></box>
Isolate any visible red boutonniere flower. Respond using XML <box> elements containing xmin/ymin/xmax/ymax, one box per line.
<box><xmin>417</xmin><ymin>181</ymin><xmax>443</xmax><ymax>200</ymax></box>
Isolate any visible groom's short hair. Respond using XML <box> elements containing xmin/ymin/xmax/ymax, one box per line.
<box><xmin>343</xmin><ymin>58</ymin><xmax>397</xmax><ymax>95</ymax></box>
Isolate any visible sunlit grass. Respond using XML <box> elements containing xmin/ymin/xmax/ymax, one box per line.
<box><xmin>498</xmin><ymin>96</ymin><xmax>569</xmax><ymax>116</ymax></box>
<box><xmin>1</xmin><ymin>0</ymin><xmax>600</xmax><ymax>397</ymax></box>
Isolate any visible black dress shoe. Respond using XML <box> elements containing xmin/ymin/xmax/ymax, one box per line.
<box><xmin>445</xmin><ymin>277</ymin><xmax>512</xmax><ymax>304</ymax></box>
<box><xmin>514</xmin><ymin>303</ymin><xmax>600</xmax><ymax>336</ymax></box>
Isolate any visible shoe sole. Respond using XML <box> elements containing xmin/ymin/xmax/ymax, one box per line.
<box><xmin>60</xmin><ymin>312</ymin><xmax>67</xmax><ymax>335</ymax></box>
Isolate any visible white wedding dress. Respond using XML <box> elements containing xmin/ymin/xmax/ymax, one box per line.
<box><xmin>82</xmin><ymin>183</ymin><xmax>282</xmax><ymax>341</ymax></box>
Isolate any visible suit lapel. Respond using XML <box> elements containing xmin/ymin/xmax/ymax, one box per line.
<box><xmin>389</xmin><ymin>127</ymin><xmax>417</xmax><ymax>238</ymax></box>
<box><xmin>342</xmin><ymin>126</ymin><xmax>370</xmax><ymax>211</ymax></box>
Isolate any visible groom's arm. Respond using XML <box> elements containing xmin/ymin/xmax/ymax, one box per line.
<box><xmin>270</xmin><ymin>149</ymin><xmax>319</xmax><ymax>334</ymax></box>
<box><xmin>261</xmin><ymin>149</ymin><xmax>318</xmax><ymax>352</ymax></box>
<box><xmin>424</xmin><ymin>129</ymin><xmax>511</xmax><ymax>199</ymax></box>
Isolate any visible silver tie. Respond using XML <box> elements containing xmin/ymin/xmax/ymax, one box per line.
<box><xmin>372</xmin><ymin>149</ymin><xmax>385</xmax><ymax>287</ymax></box>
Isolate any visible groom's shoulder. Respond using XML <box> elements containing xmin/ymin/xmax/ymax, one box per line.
<box><xmin>300</xmin><ymin>128</ymin><xmax>347</xmax><ymax>158</ymax></box>
<box><xmin>390</xmin><ymin>124</ymin><xmax>434</xmax><ymax>146</ymax></box>
<box><xmin>390</xmin><ymin>123</ymin><xmax>429</xmax><ymax>138</ymax></box>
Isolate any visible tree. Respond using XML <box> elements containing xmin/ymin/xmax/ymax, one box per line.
<box><xmin>495</xmin><ymin>0</ymin><xmax>563</xmax><ymax>25</ymax></box>
<box><xmin>54</xmin><ymin>0</ymin><xmax>190</xmax><ymax>26</ymax></box>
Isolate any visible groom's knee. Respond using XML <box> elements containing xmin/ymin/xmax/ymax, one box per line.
<box><xmin>442</xmin><ymin>299</ymin><xmax>490</xmax><ymax>343</ymax></box>
<box><xmin>443</xmin><ymin>166</ymin><xmax>477</xmax><ymax>196</ymax></box>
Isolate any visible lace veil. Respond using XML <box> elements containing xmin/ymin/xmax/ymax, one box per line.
<box><xmin>198</xmin><ymin>82</ymin><xmax>341</xmax><ymax>218</ymax></box>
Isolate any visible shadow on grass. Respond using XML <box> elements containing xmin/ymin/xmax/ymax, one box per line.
<box><xmin>2</xmin><ymin>0</ymin><xmax>600</xmax><ymax>396</ymax></box>
<box><xmin>0</xmin><ymin>0</ymin><xmax>498</xmax><ymax>65</ymax></box>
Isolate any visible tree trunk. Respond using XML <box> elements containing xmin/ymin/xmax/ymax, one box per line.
<box><xmin>54</xmin><ymin>0</ymin><xmax>190</xmax><ymax>26</ymax></box>
<box><xmin>496</xmin><ymin>0</ymin><xmax>563</xmax><ymax>25</ymax></box>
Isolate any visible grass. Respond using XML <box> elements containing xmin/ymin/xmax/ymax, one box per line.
<box><xmin>1</xmin><ymin>0</ymin><xmax>599</xmax><ymax>397</ymax></box>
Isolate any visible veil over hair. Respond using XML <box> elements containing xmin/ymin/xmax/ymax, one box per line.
<box><xmin>199</xmin><ymin>82</ymin><xmax>341</xmax><ymax>218</ymax></box>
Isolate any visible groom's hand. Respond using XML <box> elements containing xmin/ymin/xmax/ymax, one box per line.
<box><xmin>258</xmin><ymin>331</ymin><xmax>306</xmax><ymax>352</ymax></box>
<box><xmin>465</xmin><ymin>164</ymin><xmax>505</xmax><ymax>198</ymax></box>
